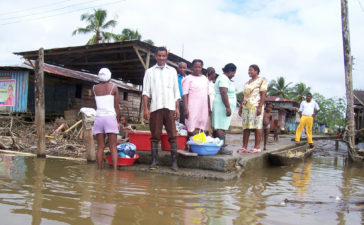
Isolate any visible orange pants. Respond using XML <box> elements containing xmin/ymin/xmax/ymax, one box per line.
<box><xmin>295</xmin><ymin>115</ymin><xmax>313</xmax><ymax>144</ymax></box>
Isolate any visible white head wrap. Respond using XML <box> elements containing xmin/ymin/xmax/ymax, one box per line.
<box><xmin>98</xmin><ymin>68</ymin><xmax>111</xmax><ymax>82</ymax></box>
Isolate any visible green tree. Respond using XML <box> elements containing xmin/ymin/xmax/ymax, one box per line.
<box><xmin>115</xmin><ymin>28</ymin><xmax>154</xmax><ymax>45</ymax></box>
<box><xmin>290</xmin><ymin>82</ymin><xmax>311</xmax><ymax>102</ymax></box>
<box><xmin>267</xmin><ymin>76</ymin><xmax>292</xmax><ymax>98</ymax></box>
<box><xmin>313</xmin><ymin>93</ymin><xmax>346</xmax><ymax>129</ymax></box>
<box><xmin>72</xmin><ymin>9</ymin><xmax>117</xmax><ymax>45</ymax></box>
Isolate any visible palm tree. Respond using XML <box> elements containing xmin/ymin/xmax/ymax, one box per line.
<box><xmin>290</xmin><ymin>82</ymin><xmax>311</xmax><ymax>102</ymax></box>
<box><xmin>267</xmin><ymin>76</ymin><xmax>292</xmax><ymax>98</ymax></box>
<box><xmin>118</xmin><ymin>28</ymin><xmax>142</xmax><ymax>40</ymax></box>
<box><xmin>115</xmin><ymin>28</ymin><xmax>154</xmax><ymax>45</ymax></box>
<box><xmin>72</xmin><ymin>9</ymin><xmax>117</xmax><ymax>45</ymax></box>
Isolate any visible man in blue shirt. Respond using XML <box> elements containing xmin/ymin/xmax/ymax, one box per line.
<box><xmin>177</xmin><ymin>62</ymin><xmax>187</xmax><ymax>124</ymax></box>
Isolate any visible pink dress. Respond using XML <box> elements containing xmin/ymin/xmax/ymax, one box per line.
<box><xmin>182</xmin><ymin>74</ymin><xmax>209</xmax><ymax>132</ymax></box>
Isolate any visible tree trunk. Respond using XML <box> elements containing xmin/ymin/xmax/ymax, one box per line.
<box><xmin>341</xmin><ymin>0</ymin><xmax>364</xmax><ymax>162</ymax></box>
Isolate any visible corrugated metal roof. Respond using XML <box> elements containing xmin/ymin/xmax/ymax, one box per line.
<box><xmin>14</xmin><ymin>40</ymin><xmax>195</xmax><ymax>85</ymax></box>
<box><xmin>0</xmin><ymin>64</ymin><xmax>33</xmax><ymax>71</ymax></box>
<box><xmin>24</xmin><ymin>61</ymin><xmax>140</xmax><ymax>92</ymax></box>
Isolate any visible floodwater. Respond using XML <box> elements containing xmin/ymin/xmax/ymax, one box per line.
<box><xmin>0</xmin><ymin>141</ymin><xmax>363</xmax><ymax>225</ymax></box>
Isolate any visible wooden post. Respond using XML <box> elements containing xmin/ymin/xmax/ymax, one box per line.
<box><xmin>341</xmin><ymin>0</ymin><xmax>355</xmax><ymax>150</ymax></box>
<box><xmin>138</xmin><ymin>85</ymin><xmax>144</xmax><ymax>124</ymax></box>
<box><xmin>335</xmin><ymin>139</ymin><xmax>339</xmax><ymax>150</ymax></box>
<box><xmin>134</xmin><ymin>47</ymin><xmax>151</xmax><ymax>125</ymax></box>
<box><xmin>35</xmin><ymin>48</ymin><xmax>46</xmax><ymax>157</ymax></box>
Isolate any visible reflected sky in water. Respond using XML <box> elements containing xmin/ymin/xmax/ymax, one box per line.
<box><xmin>0</xmin><ymin>140</ymin><xmax>363</xmax><ymax>225</ymax></box>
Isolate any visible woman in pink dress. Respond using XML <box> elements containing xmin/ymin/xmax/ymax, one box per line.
<box><xmin>182</xmin><ymin>59</ymin><xmax>209</xmax><ymax>136</ymax></box>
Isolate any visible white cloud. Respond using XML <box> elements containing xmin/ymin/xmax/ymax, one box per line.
<box><xmin>0</xmin><ymin>0</ymin><xmax>363</xmax><ymax>97</ymax></box>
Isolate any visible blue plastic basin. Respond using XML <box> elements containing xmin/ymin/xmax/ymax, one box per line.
<box><xmin>187</xmin><ymin>141</ymin><xmax>223</xmax><ymax>156</ymax></box>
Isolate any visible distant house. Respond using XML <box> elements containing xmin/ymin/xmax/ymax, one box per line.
<box><xmin>354</xmin><ymin>90</ymin><xmax>364</xmax><ymax>130</ymax></box>
<box><xmin>0</xmin><ymin>63</ymin><xmax>141</xmax><ymax>121</ymax></box>
<box><xmin>265</xmin><ymin>96</ymin><xmax>300</xmax><ymax>132</ymax></box>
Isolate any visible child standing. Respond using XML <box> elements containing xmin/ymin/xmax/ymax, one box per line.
<box><xmin>263</xmin><ymin>103</ymin><xmax>273</xmax><ymax>150</ymax></box>
<box><xmin>273</xmin><ymin>119</ymin><xmax>280</xmax><ymax>142</ymax></box>
<box><xmin>120</xmin><ymin>115</ymin><xmax>132</xmax><ymax>139</ymax></box>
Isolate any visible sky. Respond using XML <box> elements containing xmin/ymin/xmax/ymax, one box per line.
<box><xmin>0</xmin><ymin>0</ymin><xmax>363</xmax><ymax>98</ymax></box>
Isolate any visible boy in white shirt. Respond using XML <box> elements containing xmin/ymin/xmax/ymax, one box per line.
<box><xmin>295</xmin><ymin>93</ymin><xmax>320</xmax><ymax>148</ymax></box>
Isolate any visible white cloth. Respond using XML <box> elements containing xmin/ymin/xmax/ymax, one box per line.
<box><xmin>80</xmin><ymin>107</ymin><xmax>96</xmax><ymax>129</ymax></box>
<box><xmin>80</xmin><ymin>107</ymin><xmax>96</xmax><ymax>117</ymax></box>
<box><xmin>142</xmin><ymin>64</ymin><xmax>180</xmax><ymax>112</ymax></box>
<box><xmin>208</xmin><ymin>80</ymin><xmax>215</xmax><ymax>111</ymax></box>
<box><xmin>299</xmin><ymin>100</ymin><xmax>320</xmax><ymax>116</ymax></box>
<box><xmin>98</xmin><ymin>68</ymin><xmax>111</xmax><ymax>82</ymax></box>
<box><xmin>93</xmin><ymin>85</ymin><xmax>116</xmax><ymax>116</ymax></box>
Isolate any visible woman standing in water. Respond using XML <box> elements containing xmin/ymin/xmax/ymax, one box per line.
<box><xmin>212</xmin><ymin>63</ymin><xmax>237</xmax><ymax>155</ymax></box>
<box><xmin>93</xmin><ymin>68</ymin><xmax>120</xmax><ymax>170</ymax></box>
<box><xmin>182</xmin><ymin>59</ymin><xmax>210</xmax><ymax>136</ymax></box>
<box><xmin>238</xmin><ymin>64</ymin><xmax>268</xmax><ymax>153</ymax></box>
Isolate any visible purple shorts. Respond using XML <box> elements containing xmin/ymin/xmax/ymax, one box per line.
<box><xmin>93</xmin><ymin>115</ymin><xmax>119</xmax><ymax>135</ymax></box>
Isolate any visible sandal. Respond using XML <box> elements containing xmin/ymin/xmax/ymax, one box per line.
<box><xmin>237</xmin><ymin>147</ymin><xmax>248</xmax><ymax>154</ymax></box>
<box><xmin>248</xmin><ymin>148</ymin><xmax>261</xmax><ymax>153</ymax></box>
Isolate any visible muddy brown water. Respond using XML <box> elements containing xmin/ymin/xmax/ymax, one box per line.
<box><xmin>0</xmin><ymin>140</ymin><xmax>364</xmax><ymax>225</ymax></box>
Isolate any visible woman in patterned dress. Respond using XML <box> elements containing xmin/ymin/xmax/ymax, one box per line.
<box><xmin>238</xmin><ymin>64</ymin><xmax>268</xmax><ymax>153</ymax></box>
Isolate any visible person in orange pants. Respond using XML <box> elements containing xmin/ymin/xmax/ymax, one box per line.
<box><xmin>295</xmin><ymin>93</ymin><xmax>320</xmax><ymax>148</ymax></box>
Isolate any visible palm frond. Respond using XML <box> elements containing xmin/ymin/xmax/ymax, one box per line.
<box><xmin>72</xmin><ymin>27</ymin><xmax>92</xmax><ymax>35</ymax></box>
<box><xmin>80</xmin><ymin>12</ymin><xmax>90</xmax><ymax>21</ymax></box>
<box><xmin>102</xmin><ymin>20</ymin><xmax>117</xmax><ymax>29</ymax></box>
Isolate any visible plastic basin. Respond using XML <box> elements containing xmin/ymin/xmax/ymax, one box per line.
<box><xmin>105</xmin><ymin>154</ymin><xmax>139</xmax><ymax>166</ymax></box>
<box><xmin>129</xmin><ymin>131</ymin><xmax>151</xmax><ymax>151</ymax></box>
<box><xmin>161</xmin><ymin>134</ymin><xmax>188</xmax><ymax>151</ymax></box>
<box><xmin>187</xmin><ymin>141</ymin><xmax>223</xmax><ymax>156</ymax></box>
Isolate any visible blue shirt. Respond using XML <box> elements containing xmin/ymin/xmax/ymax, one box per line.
<box><xmin>177</xmin><ymin>73</ymin><xmax>185</xmax><ymax>99</ymax></box>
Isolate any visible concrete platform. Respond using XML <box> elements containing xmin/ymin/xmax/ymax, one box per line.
<box><xmin>123</xmin><ymin>134</ymin><xmax>300</xmax><ymax>180</ymax></box>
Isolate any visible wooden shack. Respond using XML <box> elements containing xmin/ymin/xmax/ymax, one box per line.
<box><xmin>0</xmin><ymin>63</ymin><xmax>141</xmax><ymax>121</ymax></box>
<box><xmin>265</xmin><ymin>96</ymin><xmax>299</xmax><ymax>132</ymax></box>
<box><xmin>354</xmin><ymin>90</ymin><xmax>364</xmax><ymax>130</ymax></box>
<box><xmin>14</xmin><ymin>40</ymin><xmax>195</xmax><ymax>122</ymax></box>
<box><xmin>14</xmin><ymin>40</ymin><xmax>192</xmax><ymax>86</ymax></box>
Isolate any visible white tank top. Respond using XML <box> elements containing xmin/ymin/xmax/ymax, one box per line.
<box><xmin>93</xmin><ymin>84</ymin><xmax>116</xmax><ymax>116</ymax></box>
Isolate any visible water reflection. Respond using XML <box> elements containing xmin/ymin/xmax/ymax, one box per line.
<box><xmin>0</xmin><ymin>140</ymin><xmax>363</xmax><ymax>225</ymax></box>
<box><xmin>291</xmin><ymin>161</ymin><xmax>312</xmax><ymax>198</ymax></box>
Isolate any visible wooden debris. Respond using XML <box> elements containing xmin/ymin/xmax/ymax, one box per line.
<box><xmin>9</xmin><ymin>117</ymin><xmax>22</xmax><ymax>150</ymax></box>
<box><xmin>64</xmin><ymin>120</ymin><xmax>82</xmax><ymax>133</ymax></box>
<box><xmin>0</xmin><ymin>140</ymin><xmax>8</xmax><ymax>149</ymax></box>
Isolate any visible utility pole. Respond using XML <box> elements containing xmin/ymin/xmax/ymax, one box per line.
<box><xmin>341</xmin><ymin>0</ymin><xmax>356</xmax><ymax>152</ymax></box>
